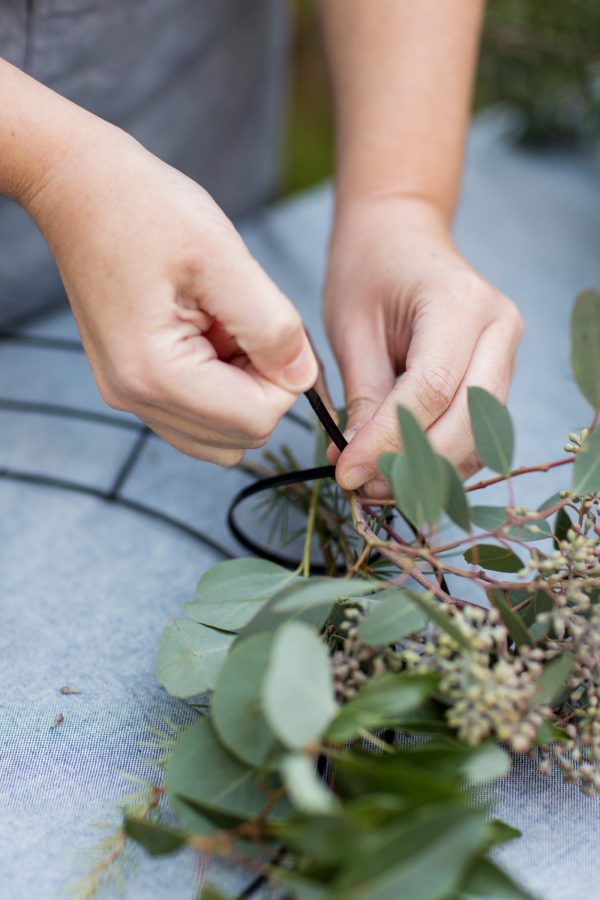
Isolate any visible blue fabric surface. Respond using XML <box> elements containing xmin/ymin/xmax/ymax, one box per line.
<box><xmin>1</xmin><ymin>116</ymin><xmax>600</xmax><ymax>898</ymax></box>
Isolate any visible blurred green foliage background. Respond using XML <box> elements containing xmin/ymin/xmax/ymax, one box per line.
<box><xmin>281</xmin><ymin>0</ymin><xmax>600</xmax><ymax>195</ymax></box>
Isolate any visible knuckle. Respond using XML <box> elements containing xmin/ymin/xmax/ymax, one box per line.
<box><xmin>458</xmin><ymin>449</ymin><xmax>482</xmax><ymax>480</ymax></box>
<box><xmin>418</xmin><ymin>364</ymin><xmax>457</xmax><ymax>415</ymax></box>
<box><xmin>503</xmin><ymin>299</ymin><xmax>525</xmax><ymax>338</ymax></box>
<box><xmin>247</xmin><ymin>408</ymin><xmax>279</xmax><ymax>445</ymax></box>
<box><xmin>445</xmin><ymin>270</ymin><xmax>487</xmax><ymax>307</ymax></box>
<box><xmin>257</xmin><ymin>307</ymin><xmax>303</xmax><ymax>355</ymax></box>
<box><xmin>220</xmin><ymin>449</ymin><xmax>245</xmax><ymax>469</ymax></box>
<box><xmin>110</xmin><ymin>352</ymin><xmax>158</xmax><ymax>404</ymax></box>
<box><xmin>97</xmin><ymin>381</ymin><xmax>127</xmax><ymax>412</ymax></box>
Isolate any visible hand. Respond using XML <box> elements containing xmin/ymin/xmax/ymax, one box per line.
<box><xmin>25</xmin><ymin>124</ymin><xmax>318</xmax><ymax>464</ymax></box>
<box><xmin>324</xmin><ymin>196</ymin><xmax>523</xmax><ymax>492</ymax></box>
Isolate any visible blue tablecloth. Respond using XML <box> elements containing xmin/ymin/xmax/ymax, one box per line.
<box><xmin>1</xmin><ymin>114</ymin><xmax>600</xmax><ymax>899</ymax></box>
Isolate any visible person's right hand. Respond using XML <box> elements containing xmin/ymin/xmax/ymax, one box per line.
<box><xmin>23</xmin><ymin>124</ymin><xmax>318</xmax><ymax>465</ymax></box>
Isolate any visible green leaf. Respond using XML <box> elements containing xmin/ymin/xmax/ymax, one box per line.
<box><xmin>405</xmin><ymin>591</ymin><xmax>472</xmax><ymax>650</ymax></box>
<box><xmin>240</xmin><ymin>576</ymin><xmax>379</xmax><ymax>637</ymax></box>
<box><xmin>533</xmin><ymin>717</ymin><xmax>567</xmax><ymax>746</ymax></box>
<box><xmin>484</xmin><ymin>819</ymin><xmax>522</xmax><ymax>849</ymax></box>
<box><xmin>184</xmin><ymin>558</ymin><xmax>299</xmax><ymax>632</ymax></box>
<box><xmin>280</xmin><ymin>753</ymin><xmax>339</xmax><ymax>814</ymax></box>
<box><xmin>326</xmin><ymin>673</ymin><xmax>438</xmax><ymax>742</ymax></box>
<box><xmin>165</xmin><ymin>717</ymin><xmax>289</xmax><ymax>827</ymax></box>
<box><xmin>489</xmin><ymin>590</ymin><xmax>533</xmax><ymax>648</ymax></box>
<box><xmin>156</xmin><ymin>621</ymin><xmax>234</xmax><ymax>699</ymax></box>
<box><xmin>123</xmin><ymin>816</ymin><xmax>186</xmax><ymax>857</ymax></box>
<box><xmin>332</xmin><ymin>806</ymin><xmax>488</xmax><ymax>899</ymax></box>
<box><xmin>461</xmin><ymin>859</ymin><xmax>533</xmax><ymax>899</ymax></box>
<box><xmin>263</xmin><ymin>621</ymin><xmax>337</xmax><ymax>749</ymax></box>
<box><xmin>212</xmin><ymin>633</ymin><xmax>279</xmax><ymax>768</ymax></box>
<box><xmin>532</xmin><ymin>654</ymin><xmax>574</xmax><ymax>708</ymax></box>
<box><xmin>467</xmin><ymin>386</ymin><xmax>514</xmax><ymax>476</ymax></box>
<box><xmin>464</xmin><ymin>544</ymin><xmax>523</xmax><ymax>573</ymax></box>
<box><xmin>459</xmin><ymin>742</ymin><xmax>511</xmax><ymax>783</ymax></box>
<box><xmin>334</xmin><ymin>752</ymin><xmax>459</xmax><ymax>804</ymax></box>
<box><xmin>381</xmin><ymin>408</ymin><xmax>447</xmax><ymax>527</ymax></box>
<box><xmin>357</xmin><ymin>589</ymin><xmax>428</xmax><ymax>646</ymax></box>
<box><xmin>519</xmin><ymin>590</ymin><xmax>554</xmax><ymax>627</ymax></box>
<box><xmin>392</xmin><ymin>738</ymin><xmax>509</xmax><ymax>785</ymax></box>
<box><xmin>440</xmin><ymin>457</ymin><xmax>471</xmax><ymax>531</ymax></box>
<box><xmin>572</xmin><ymin>427</ymin><xmax>600</xmax><ymax>495</ymax></box>
<box><xmin>553</xmin><ymin>506</ymin><xmax>572</xmax><ymax>548</ymax></box>
<box><xmin>571</xmin><ymin>290</ymin><xmax>600</xmax><ymax>409</ymax></box>
<box><xmin>470</xmin><ymin>506</ymin><xmax>552</xmax><ymax>542</ymax></box>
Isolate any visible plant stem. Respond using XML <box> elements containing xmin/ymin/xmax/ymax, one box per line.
<box><xmin>299</xmin><ymin>480</ymin><xmax>320</xmax><ymax>578</ymax></box>
<box><xmin>466</xmin><ymin>457</ymin><xmax>572</xmax><ymax>493</ymax></box>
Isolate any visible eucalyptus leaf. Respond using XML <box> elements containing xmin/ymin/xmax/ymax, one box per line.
<box><xmin>533</xmin><ymin>717</ymin><xmax>567</xmax><ymax>746</ymax></box>
<box><xmin>184</xmin><ymin>558</ymin><xmax>300</xmax><ymax>632</ymax></box>
<box><xmin>357</xmin><ymin>589</ymin><xmax>428</xmax><ymax>646</ymax></box>
<box><xmin>464</xmin><ymin>544</ymin><xmax>524</xmax><ymax>573</ymax></box>
<box><xmin>212</xmin><ymin>633</ymin><xmax>279</xmax><ymax>768</ymax></box>
<box><xmin>467</xmin><ymin>387</ymin><xmax>514</xmax><ymax>476</ymax></box>
<box><xmin>459</xmin><ymin>742</ymin><xmax>511</xmax><ymax>783</ymax></box>
<box><xmin>165</xmin><ymin>717</ymin><xmax>289</xmax><ymax>826</ymax></box>
<box><xmin>470</xmin><ymin>506</ymin><xmax>552</xmax><ymax>542</ymax></box>
<box><xmin>332</xmin><ymin>806</ymin><xmax>487</xmax><ymax>900</ymax></box>
<box><xmin>553</xmin><ymin>506</ymin><xmax>572</xmax><ymax>548</ymax></box>
<box><xmin>405</xmin><ymin>591</ymin><xmax>472</xmax><ymax>650</ymax></box>
<box><xmin>571</xmin><ymin>290</ymin><xmax>600</xmax><ymax>410</ymax></box>
<box><xmin>572</xmin><ymin>427</ymin><xmax>600</xmax><ymax>495</ymax></box>
<box><xmin>263</xmin><ymin>621</ymin><xmax>337</xmax><ymax>749</ymax></box>
<box><xmin>241</xmin><ymin>576</ymin><xmax>379</xmax><ymax>637</ymax></box>
<box><xmin>123</xmin><ymin>816</ymin><xmax>186</xmax><ymax>857</ymax></box>
<box><xmin>490</xmin><ymin>590</ymin><xmax>533</xmax><ymax>648</ymax></box>
<box><xmin>395</xmin><ymin>739</ymin><xmax>509</xmax><ymax>785</ymax></box>
<box><xmin>280</xmin><ymin>753</ymin><xmax>339</xmax><ymax>814</ymax></box>
<box><xmin>326</xmin><ymin>673</ymin><xmax>438</xmax><ymax>742</ymax></box>
<box><xmin>461</xmin><ymin>859</ymin><xmax>534</xmax><ymax>899</ymax></box>
<box><xmin>440</xmin><ymin>457</ymin><xmax>471</xmax><ymax>531</ymax></box>
<box><xmin>532</xmin><ymin>653</ymin><xmax>574</xmax><ymax>707</ymax></box>
<box><xmin>156</xmin><ymin>620</ymin><xmax>234</xmax><ymax>699</ymax></box>
<box><xmin>334</xmin><ymin>752</ymin><xmax>459</xmax><ymax>803</ymax></box>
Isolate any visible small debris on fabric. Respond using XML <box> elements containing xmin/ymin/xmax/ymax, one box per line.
<box><xmin>50</xmin><ymin>713</ymin><xmax>64</xmax><ymax>729</ymax></box>
<box><xmin>59</xmin><ymin>685</ymin><xmax>81</xmax><ymax>695</ymax></box>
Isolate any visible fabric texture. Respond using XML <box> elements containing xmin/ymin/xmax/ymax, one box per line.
<box><xmin>1</xmin><ymin>116</ymin><xmax>600</xmax><ymax>898</ymax></box>
<box><xmin>0</xmin><ymin>0</ymin><xmax>289</xmax><ymax>323</ymax></box>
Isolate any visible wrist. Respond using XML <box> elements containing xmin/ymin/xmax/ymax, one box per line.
<box><xmin>331</xmin><ymin>190</ymin><xmax>452</xmax><ymax>245</ymax></box>
<box><xmin>0</xmin><ymin>59</ymin><xmax>128</xmax><ymax>221</ymax></box>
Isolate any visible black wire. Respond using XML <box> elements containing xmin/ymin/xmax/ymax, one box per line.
<box><xmin>0</xmin><ymin>467</ymin><xmax>235</xmax><ymax>561</ymax></box>
<box><xmin>0</xmin><ymin>329</ymin><xmax>452</xmax><ymax>899</ymax></box>
<box><xmin>0</xmin><ymin>397</ymin><xmax>142</xmax><ymax>431</ymax></box>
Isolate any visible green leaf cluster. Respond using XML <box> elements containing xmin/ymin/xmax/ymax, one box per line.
<box><xmin>141</xmin><ymin>571</ymin><xmax>532</xmax><ymax>899</ymax></box>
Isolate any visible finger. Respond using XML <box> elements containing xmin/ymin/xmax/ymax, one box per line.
<box><xmin>134</xmin><ymin>404</ymin><xmax>261</xmax><ymax>450</ymax></box>
<box><xmin>426</xmin><ymin>319</ymin><xmax>520</xmax><ymax>479</ymax></box>
<box><xmin>143</xmin><ymin>419</ymin><xmax>244</xmax><ymax>466</ymax></box>
<box><xmin>335</xmin><ymin>306</ymin><xmax>485</xmax><ymax>490</ymax></box>
<box><xmin>330</xmin><ymin>308</ymin><xmax>396</xmax><ymax>447</ymax></box>
<box><xmin>198</xmin><ymin>240</ymin><xmax>318</xmax><ymax>393</ymax></box>
<box><xmin>115</xmin><ymin>331</ymin><xmax>300</xmax><ymax>445</ymax></box>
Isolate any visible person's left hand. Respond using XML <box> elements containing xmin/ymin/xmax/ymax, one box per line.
<box><xmin>324</xmin><ymin>195</ymin><xmax>524</xmax><ymax>494</ymax></box>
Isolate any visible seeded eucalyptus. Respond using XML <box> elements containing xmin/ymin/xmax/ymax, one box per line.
<box><xmin>101</xmin><ymin>290</ymin><xmax>600</xmax><ymax>900</ymax></box>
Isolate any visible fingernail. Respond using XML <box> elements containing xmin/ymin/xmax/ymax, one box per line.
<box><xmin>281</xmin><ymin>347</ymin><xmax>317</xmax><ymax>392</ymax></box>
<box><xmin>339</xmin><ymin>464</ymin><xmax>373</xmax><ymax>491</ymax></box>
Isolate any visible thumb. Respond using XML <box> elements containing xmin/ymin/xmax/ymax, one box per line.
<box><xmin>200</xmin><ymin>242</ymin><xmax>318</xmax><ymax>393</ymax></box>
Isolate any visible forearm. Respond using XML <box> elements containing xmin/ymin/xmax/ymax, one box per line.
<box><xmin>319</xmin><ymin>0</ymin><xmax>484</xmax><ymax>221</ymax></box>
<box><xmin>0</xmin><ymin>58</ymin><xmax>120</xmax><ymax>212</ymax></box>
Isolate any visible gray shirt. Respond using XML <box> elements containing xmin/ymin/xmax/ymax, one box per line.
<box><xmin>0</xmin><ymin>0</ymin><xmax>289</xmax><ymax>324</ymax></box>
